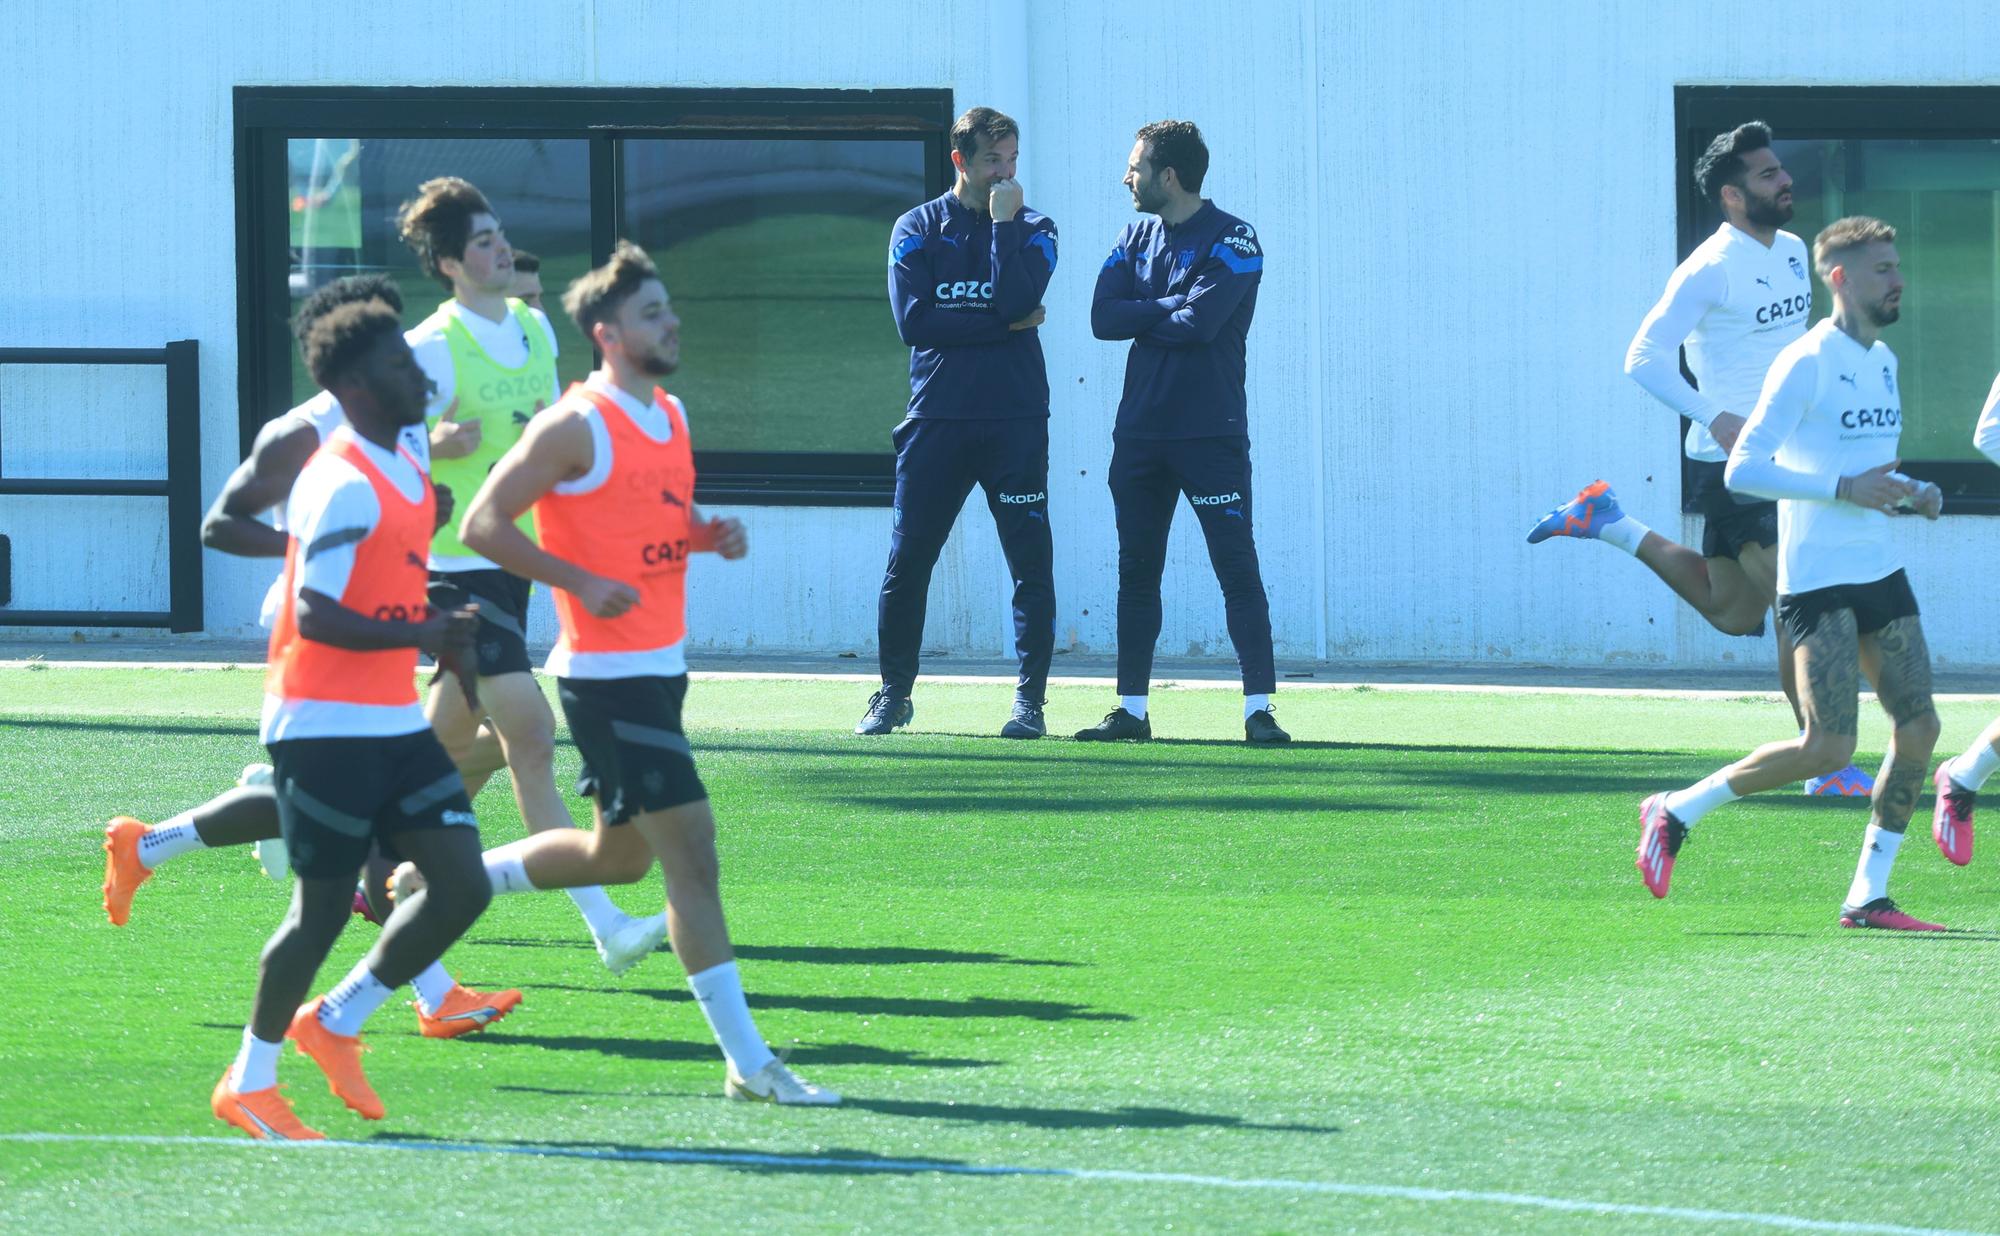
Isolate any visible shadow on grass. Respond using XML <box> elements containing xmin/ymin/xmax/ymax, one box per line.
<box><xmin>1685</xmin><ymin>929</ymin><xmax>2000</xmax><ymax>942</ymax></box>
<box><xmin>458</xmin><ymin>1032</ymin><xmax>997</xmax><ymax>1070</ymax></box>
<box><xmin>468</xmin><ymin>939</ymin><xmax>1082</xmax><ymax>968</ymax></box>
<box><xmin>841</xmin><ymin>1096</ymin><xmax>1339</xmax><ymax>1135</ymax></box>
<box><xmin>366</xmin><ymin>1132</ymin><xmax>995</xmax><ymax>1176</ymax></box>
<box><xmin>527</xmin><ymin>982</ymin><xmax>1132</xmax><ymax>1022</ymax></box>
<box><xmin>1</xmin><ymin>716</ymin><xmax>257</xmax><ymax>737</ymax></box>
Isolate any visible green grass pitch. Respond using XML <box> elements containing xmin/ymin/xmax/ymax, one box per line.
<box><xmin>2</xmin><ymin>668</ymin><xmax>1998</xmax><ymax>1233</ymax></box>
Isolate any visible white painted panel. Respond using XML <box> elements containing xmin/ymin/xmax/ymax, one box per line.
<box><xmin>0</xmin><ymin>365</ymin><xmax>168</xmax><ymax>481</ymax></box>
<box><xmin>0</xmin><ymin>496</ymin><xmax>169</xmax><ymax>611</ymax></box>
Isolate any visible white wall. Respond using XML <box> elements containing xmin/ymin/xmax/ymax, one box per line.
<box><xmin>4</xmin><ymin>0</ymin><xmax>1998</xmax><ymax>669</ymax></box>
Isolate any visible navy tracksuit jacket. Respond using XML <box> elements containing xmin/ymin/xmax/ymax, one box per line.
<box><xmin>1092</xmin><ymin>200</ymin><xmax>1275</xmax><ymax>696</ymax></box>
<box><xmin>877</xmin><ymin>191</ymin><xmax>1060</xmax><ymax>700</ymax></box>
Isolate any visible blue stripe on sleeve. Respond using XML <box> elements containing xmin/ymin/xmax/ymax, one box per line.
<box><xmin>1101</xmin><ymin>244</ymin><xmax>1127</xmax><ymax>270</ymax></box>
<box><xmin>891</xmin><ymin>235</ymin><xmax>923</xmax><ymax>262</ymax></box>
<box><xmin>1029</xmin><ymin>231</ymin><xmax>1058</xmax><ymax>267</ymax></box>
<box><xmin>1209</xmin><ymin>242</ymin><xmax>1263</xmax><ymax>275</ymax></box>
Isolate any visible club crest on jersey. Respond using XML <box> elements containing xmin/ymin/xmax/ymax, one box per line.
<box><xmin>1883</xmin><ymin>365</ymin><xmax>1896</xmax><ymax>394</ymax></box>
<box><xmin>1790</xmin><ymin>256</ymin><xmax>1806</xmax><ymax>279</ymax></box>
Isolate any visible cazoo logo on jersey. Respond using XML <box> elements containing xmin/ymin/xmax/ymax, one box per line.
<box><xmin>935</xmin><ymin>280</ymin><xmax>994</xmax><ymax>302</ymax></box>
<box><xmin>1756</xmin><ymin>294</ymin><xmax>1810</xmax><ymax>325</ymax></box>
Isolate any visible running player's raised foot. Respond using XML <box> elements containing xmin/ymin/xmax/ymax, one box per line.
<box><xmin>597</xmin><ymin>912</ymin><xmax>669</xmax><ymax>977</ymax></box>
<box><xmin>1838</xmin><ymin>897</ymin><xmax>1946</xmax><ymax>932</ymax></box>
<box><xmin>211</xmin><ymin>1071</ymin><xmax>323</xmax><ymax>1141</ymax></box>
<box><xmin>287</xmin><ymin>999</ymin><xmax>385</xmax><ymax>1120</ymax></box>
<box><xmin>1526</xmin><ymin>480</ymin><xmax>1622</xmax><ymax>544</ymax></box>
<box><xmin>854</xmin><ymin>689</ymin><xmax>914</xmax><ymax>736</ymax></box>
<box><xmin>1245</xmin><ymin>707</ymin><xmax>1290</xmax><ymax>744</ymax></box>
<box><xmin>727</xmin><ymin>1056</ymin><xmax>841</xmax><ymax>1106</ymax></box>
<box><xmin>351</xmin><ymin>888</ymin><xmax>382</xmax><ymax>925</ymax></box>
<box><xmin>999</xmin><ymin>698</ymin><xmax>1046</xmax><ymax>739</ymax></box>
<box><xmin>1933</xmin><ymin>764</ymin><xmax>1975</xmax><ymax>866</ymax></box>
<box><xmin>1073</xmin><ymin>708</ymin><xmax>1151</xmax><ymax>742</ymax></box>
<box><xmin>1804</xmin><ymin>763</ymin><xmax>1874</xmax><ymax>797</ymax></box>
<box><xmin>414</xmin><ymin>983</ymin><xmax>523</xmax><ymax>1039</ymax></box>
<box><xmin>101</xmin><ymin>817</ymin><xmax>153</xmax><ymax>926</ymax></box>
<box><xmin>1636</xmin><ymin>793</ymin><xmax>1687</xmax><ymax>899</ymax></box>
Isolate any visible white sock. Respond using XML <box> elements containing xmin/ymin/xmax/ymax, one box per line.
<box><xmin>410</xmin><ymin>962</ymin><xmax>456</xmax><ymax>1016</ymax></box>
<box><xmin>137</xmin><ymin>813</ymin><xmax>207</xmax><ymax>869</ymax></box>
<box><xmin>483</xmin><ymin>848</ymin><xmax>538</xmax><ymax>895</ymax></box>
<box><xmin>1946</xmin><ymin>741</ymin><xmax>2000</xmax><ymax>792</ymax></box>
<box><xmin>1662</xmin><ymin>769</ymin><xmax>1741</xmax><ymax>827</ymax></box>
<box><xmin>229</xmin><ymin>1027</ymin><xmax>283</xmax><ymax>1093</ymax></box>
<box><xmin>317</xmin><ymin>963</ymin><xmax>396</xmax><ymax>1036</ymax></box>
<box><xmin>1597</xmin><ymin>515</ymin><xmax>1650</xmax><ymax>557</ymax></box>
<box><xmin>1244</xmin><ymin>693</ymin><xmax>1271</xmax><ymax>719</ymax></box>
<box><xmin>687</xmin><ymin>960</ymin><xmax>776</xmax><ymax>1079</ymax></box>
<box><xmin>1845</xmin><ymin>825</ymin><xmax>1904</xmax><ymax>908</ymax></box>
<box><xmin>1120</xmin><ymin>695</ymin><xmax>1149</xmax><ymax>721</ymax></box>
<box><xmin>566</xmin><ymin>885</ymin><xmax>630</xmax><ymax>941</ymax></box>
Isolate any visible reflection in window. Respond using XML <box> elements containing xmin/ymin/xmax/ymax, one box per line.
<box><xmin>1751</xmin><ymin>139</ymin><xmax>2000</xmax><ymax>465</ymax></box>
<box><xmin>621</xmin><ymin>139</ymin><xmax>928</xmax><ymax>455</ymax></box>
<box><xmin>284</xmin><ymin>137</ymin><xmax>595</xmax><ymax>406</ymax></box>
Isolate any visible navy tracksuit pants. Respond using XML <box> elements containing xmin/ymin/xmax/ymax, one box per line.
<box><xmin>876</xmin><ymin>417</ymin><xmax>1055</xmax><ymax>701</ymax></box>
<box><xmin>1109</xmin><ymin>435</ymin><xmax>1275</xmax><ymax>696</ymax></box>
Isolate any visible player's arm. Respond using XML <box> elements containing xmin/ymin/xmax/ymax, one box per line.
<box><xmin>688</xmin><ymin>504</ymin><xmax>747</xmax><ymax>560</ymax></box>
<box><xmin>888</xmin><ymin>220</ymin><xmax>1013</xmax><ymax>347</ymax></box>
<box><xmin>460</xmin><ymin>409</ymin><xmax>638</xmax><ymax>618</ymax></box>
<box><xmin>990</xmin><ymin>210</ymin><xmax>1058</xmax><ymax>325</ymax></box>
<box><xmin>1091</xmin><ymin>238</ymin><xmax>1182</xmax><ymax>340</ymax></box>
<box><xmin>199</xmin><ymin>416</ymin><xmax>319</xmax><ymax>557</ymax></box>
<box><xmin>1139</xmin><ymin>235</ymin><xmax>1263</xmax><ymax>347</ymax></box>
<box><xmin>1726</xmin><ymin>352</ymin><xmax>1913</xmax><ymax>512</ymax></box>
<box><xmin>1975</xmin><ymin>370</ymin><xmax>2000</xmax><ymax>468</ymax></box>
<box><xmin>1624</xmin><ymin>259</ymin><xmax>1736</xmax><ymax>441</ymax></box>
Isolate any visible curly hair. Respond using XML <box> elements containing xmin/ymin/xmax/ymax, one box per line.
<box><xmin>303</xmin><ymin>301</ymin><xmax>404</xmax><ymax>391</ymax></box>
<box><xmin>292</xmin><ymin>274</ymin><xmax>404</xmax><ymax>349</ymax></box>
<box><xmin>396</xmin><ymin>177</ymin><xmax>494</xmax><ymax>289</ymax></box>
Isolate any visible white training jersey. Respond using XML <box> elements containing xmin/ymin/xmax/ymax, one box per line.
<box><xmin>1975</xmin><ymin>371</ymin><xmax>2000</xmax><ymax>467</ymax></box>
<box><xmin>542</xmin><ymin>376</ymin><xmax>689</xmax><ymax>682</ymax></box>
<box><xmin>259</xmin><ymin>428</ymin><xmax>432</xmax><ymax>744</ymax></box>
<box><xmin>258</xmin><ymin>390</ymin><xmax>430</xmax><ymax>628</ymax></box>
<box><xmin>1626</xmin><ymin>222</ymin><xmax>1813</xmax><ymax>462</ymax></box>
<box><xmin>1726</xmin><ymin>319</ymin><xmax>1902</xmax><ymax>595</ymax></box>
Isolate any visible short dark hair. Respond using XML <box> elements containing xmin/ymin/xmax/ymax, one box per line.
<box><xmin>303</xmin><ymin>302</ymin><xmax>404</xmax><ymax>390</ymax></box>
<box><xmin>396</xmin><ymin>177</ymin><xmax>494</xmax><ymax>289</ymax></box>
<box><xmin>562</xmin><ymin>240</ymin><xmax>661</xmax><ymax>337</ymax></box>
<box><xmin>951</xmin><ymin>106</ymin><xmax>1019</xmax><ymax>161</ymax></box>
<box><xmin>292</xmin><ymin>274</ymin><xmax>404</xmax><ymax>349</ymax></box>
<box><xmin>1136</xmin><ymin>119</ymin><xmax>1209</xmax><ymax>194</ymax></box>
<box><xmin>1813</xmin><ymin>216</ymin><xmax>1897</xmax><ymax>278</ymax></box>
<box><xmin>509</xmin><ymin>249</ymin><xmax>540</xmax><ymax>275</ymax></box>
<box><xmin>1694</xmin><ymin>121</ymin><xmax>1774</xmax><ymax>205</ymax></box>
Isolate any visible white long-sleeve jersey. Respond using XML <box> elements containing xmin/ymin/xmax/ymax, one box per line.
<box><xmin>1626</xmin><ymin>222</ymin><xmax>1813</xmax><ymax>462</ymax></box>
<box><xmin>1975</xmin><ymin>371</ymin><xmax>2000</xmax><ymax>467</ymax></box>
<box><xmin>1726</xmin><ymin>319</ymin><xmax>1902</xmax><ymax>595</ymax></box>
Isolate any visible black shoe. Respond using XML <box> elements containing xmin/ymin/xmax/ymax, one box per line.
<box><xmin>854</xmin><ymin>689</ymin><xmax>914</xmax><ymax>736</ymax></box>
<box><xmin>1073</xmin><ymin>708</ymin><xmax>1151</xmax><ymax>742</ymax></box>
<box><xmin>1244</xmin><ymin>707</ymin><xmax>1291</xmax><ymax>744</ymax></box>
<box><xmin>999</xmin><ymin>698</ymin><xmax>1046</xmax><ymax>739</ymax></box>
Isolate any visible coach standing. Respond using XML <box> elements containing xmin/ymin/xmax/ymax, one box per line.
<box><xmin>858</xmin><ymin>106</ymin><xmax>1060</xmax><ymax>739</ymax></box>
<box><xmin>1078</xmin><ymin>120</ymin><xmax>1287</xmax><ymax>745</ymax></box>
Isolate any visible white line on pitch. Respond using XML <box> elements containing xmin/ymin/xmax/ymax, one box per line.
<box><xmin>0</xmin><ymin>1132</ymin><xmax>1987</xmax><ymax>1235</ymax></box>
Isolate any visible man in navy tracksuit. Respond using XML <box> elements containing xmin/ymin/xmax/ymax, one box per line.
<box><xmin>1077</xmin><ymin>120</ymin><xmax>1288</xmax><ymax>745</ymax></box>
<box><xmin>858</xmin><ymin>106</ymin><xmax>1061</xmax><ymax>739</ymax></box>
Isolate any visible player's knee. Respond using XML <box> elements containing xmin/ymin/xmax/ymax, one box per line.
<box><xmin>602</xmin><ymin>843</ymin><xmax>656</xmax><ymax>886</ymax></box>
<box><xmin>1799</xmin><ymin>732</ymin><xmax>1856</xmax><ymax>777</ymax></box>
<box><xmin>1708</xmin><ymin>609</ymin><xmax>1764</xmax><ymax>637</ymax></box>
<box><xmin>500</xmin><ymin>727</ymin><xmax>557</xmax><ymax>775</ymax></box>
<box><xmin>1895</xmin><ymin>709</ymin><xmax>1941</xmax><ymax>753</ymax></box>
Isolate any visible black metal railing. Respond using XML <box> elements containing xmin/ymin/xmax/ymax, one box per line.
<box><xmin>0</xmin><ymin>342</ymin><xmax>203</xmax><ymax>631</ymax></box>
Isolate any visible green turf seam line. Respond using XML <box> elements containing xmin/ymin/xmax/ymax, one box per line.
<box><xmin>0</xmin><ymin>1134</ymin><xmax>1985</xmax><ymax>1235</ymax></box>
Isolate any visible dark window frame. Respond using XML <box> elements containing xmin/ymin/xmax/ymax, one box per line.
<box><xmin>234</xmin><ymin>86</ymin><xmax>955</xmax><ymax>506</ymax></box>
<box><xmin>1676</xmin><ymin>85</ymin><xmax>2000</xmax><ymax>514</ymax></box>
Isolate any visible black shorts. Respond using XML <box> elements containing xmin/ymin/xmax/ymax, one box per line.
<box><xmin>267</xmin><ymin>731</ymin><xmax>475</xmax><ymax>879</ymax></box>
<box><xmin>1776</xmin><ymin>569</ymin><xmax>1920</xmax><ymax>645</ymax></box>
<box><xmin>557</xmin><ymin>675</ymin><xmax>707</xmax><ymax>826</ymax></box>
<box><xmin>1689</xmin><ymin>461</ymin><xmax>1778</xmax><ymax>561</ymax></box>
<box><xmin>427</xmin><ymin>568</ymin><xmax>534</xmax><ymax>677</ymax></box>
